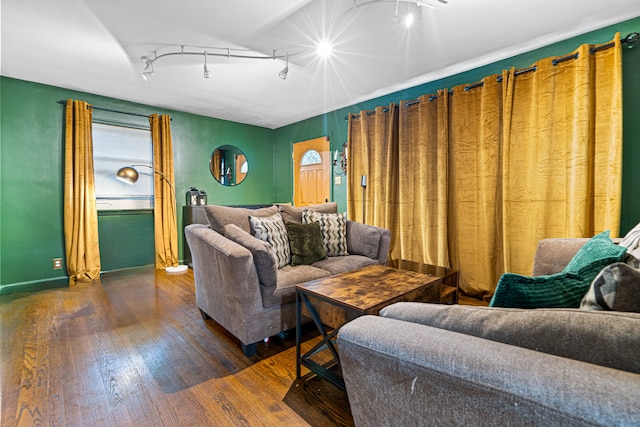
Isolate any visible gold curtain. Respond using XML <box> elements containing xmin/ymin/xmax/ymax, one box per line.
<box><xmin>347</xmin><ymin>104</ymin><xmax>400</xmax><ymax>259</ymax></box>
<box><xmin>397</xmin><ymin>91</ymin><xmax>450</xmax><ymax>266</ymax></box>
<box><xmin>345</xmin><ymin>35</ymin><xmax>622</xmax><ymax>298</ymax></box>
<box><xmin>64</xmin><ymin>99</ymin><xmax>101</xmax><ymax>286</ymax></box>
<box><xmin>502</xmin><ymin>34</ymin><xmax>623</xmax><ymax>275</ymax></box>
<box><xmin>448</xmin><ymin>76</ymin><xmax>504</xmax><ymax>298</ymax></box>
<box><xmin>150</xmin><ymin>114</ymin><xmax>179</xmax><ymax>269</ymax></box>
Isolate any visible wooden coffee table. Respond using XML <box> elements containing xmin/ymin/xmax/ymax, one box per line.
<box><xmin>295</xmin><ymin>262</ymin><xmax>455</xmax><ymax>389</ymax></box>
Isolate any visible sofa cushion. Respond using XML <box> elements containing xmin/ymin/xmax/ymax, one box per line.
<box><xmin>303</xmin><ymin>211</ymin><xmax>348</xmax><ymax>257</ymax></box>
<box><xmin>278</xmin><ymin>202</ymin><xmax>338</xmax><ymax>224</ymax></box>
<box><xmin>531</xmin><ymin>238</ymin><xmax>591</xmax><ymax>276</ymax></box>
<box><xmin>205</xmin><ymin>204</ymin><xmax>278</xmax><ymax>234</ymax></box>
<box><xmin>491</xmin><ymin>231</ymin><xmax>627</xmax><ymax>308</ymax></box>
<box><xmin>379</xmin><ymin>302</ymin><xmax>640</xmax><ymax>374</ymax></box>
<box><xmin>249</xmin><ymin>213</ymin><xmax>291</xmax><ymax>269</ymax></box>
<box><xmin>223</xmin><ymin>224</ymin><xmax>278</xmax><ymax>287</ymax></box>
<box><xmin>580</xmin><ymin>261</ymin><xmax>640</xmax><ymax>312</ymax></box>
<box><xmin>259</xmin><ymin>264</ymin><xmax>331</xmax><ymax>308</ymax></box>
<box><xmin>286</xmin><ymin>221</ymin><xmax>327</xmax><ymax>266</ymax></box>
<box><xmin>346</xmin><ymin>220</ymin><xmax>383</xmax><ymax>259</ymax></box>
<box><xmin>312</xmin><ymin>255</ymin><xmax>378</xmax><ymax>275</ymax></box>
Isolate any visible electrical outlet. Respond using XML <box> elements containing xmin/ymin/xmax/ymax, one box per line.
<box><xmin>53</xmin><ymin>258</ymin><xmax>63</xmax><ymax>270</ymax></box>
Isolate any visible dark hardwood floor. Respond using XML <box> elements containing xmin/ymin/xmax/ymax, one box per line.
<box><xmin>1</xmin><ymin>267</ymin><xmax>353</xmax><ymax>427</ymax></box>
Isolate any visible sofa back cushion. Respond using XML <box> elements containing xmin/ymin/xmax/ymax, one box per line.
<box><xmin>278</xmin><ymin>202</ymin><xmax>337</xmax><ymax>224</ymax></box>
<box><xmin>346</xmin><ymin>220</ymin><xmax>383</xmax><ymax>259</ymax></box>
<box><xmin>380</xmin><ymin>302</ymin><xmax>640</xmax><ymax>374</ymax></box>
<box><xmin>205</xmin><ymin>204</ymin><xmax>278</xmax><ymax>234</ymax></box>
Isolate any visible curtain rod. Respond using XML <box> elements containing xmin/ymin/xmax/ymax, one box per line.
<box><xmin>57</xmin><ymin>100</ymin><xmax>172</xmax><ymax>120</ymax></box>
<box><xmin>348</xmin><ymin>31</ymin><xmax>638</xmax><ymax>119</ymax></box>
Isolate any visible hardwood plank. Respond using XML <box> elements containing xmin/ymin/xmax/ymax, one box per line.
<box><xmin>0</xmin><ymin>267</ymin><xmax>357</xmax><ymax>427</ymax></box>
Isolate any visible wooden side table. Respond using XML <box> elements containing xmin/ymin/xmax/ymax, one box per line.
<box><xmin>386</xmin><ymin>259</ymin><xmax>459</xmax><ymax>304</ymax></box>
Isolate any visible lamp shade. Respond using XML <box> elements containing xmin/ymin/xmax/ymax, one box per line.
<box><xmin>116</xmin><ymin>166</ymin><xmax>139</xmax><ymax>185</ymax></box>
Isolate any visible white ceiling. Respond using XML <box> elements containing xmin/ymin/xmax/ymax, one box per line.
<box><xmin>2</xmin><ymin>0</ymin><xmax>640</xmax><ymax>129</ymax></box>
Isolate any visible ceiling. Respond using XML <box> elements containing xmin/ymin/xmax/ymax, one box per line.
<box><xmin>2</xmin><ymin>0</ymin><xmax>640</xmax><ymax>129</ymax></box>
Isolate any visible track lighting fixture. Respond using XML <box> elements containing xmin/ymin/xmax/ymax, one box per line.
<box><xmin>139</xmin><ymin>46</ymin><xmax>292</xmax><ymax>81</ymax></box>
<box><xmin>345</xmin><ymin>0</ymin><xmax>448</xmax><ymax>20</ymax></box>
<box><xmin>279</xmin><ymin>54</ymin><xmax>289</xmax><ymax>80</ymax></box>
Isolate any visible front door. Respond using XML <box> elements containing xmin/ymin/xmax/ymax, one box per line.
<box><xmin>293</xmin><ymin>136</ymin><xmax>331</xmax><ymax>207</ymax></box>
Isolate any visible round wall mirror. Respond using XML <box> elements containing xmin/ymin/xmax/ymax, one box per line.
<box><xmin>210</xmin><ymin>145</ymin><xmax>248</xmax><ymax>186</ymax></box>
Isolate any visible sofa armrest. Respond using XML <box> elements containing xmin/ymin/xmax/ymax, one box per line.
<box><xmin>346</xmin><ymin>220</ymin><xmax>391</xmax><ymax>264</ymax></box>
<box><xmin>338</xmin><ymin>315</ymin><xmax>640</xmax><ymax>427</ymax></box>
<box><xmin>184</xmin><ymin>224</ymin><xmax>268</xmax><ymax>343</ymax></box>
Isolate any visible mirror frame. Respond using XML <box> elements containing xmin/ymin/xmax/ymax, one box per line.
<box><xmin>209</xmin><ymin>145</ymin><xmax>248</xmax><ymax>186</ymax></box>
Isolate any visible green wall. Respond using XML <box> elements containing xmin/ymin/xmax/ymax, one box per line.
<box><xmin>0</xmin><ymin>77</ymin><xmax>274</xmax><ymax>293</ymax></box>
<box><xmin>2</xmin><ymin>16</ymin><xmax>639</xmax><ymax>294</ymax></box>
<box><xmin>274</xmin><ymin>16</ymin><xmax>640</xmax><ymax>230</ymax></box>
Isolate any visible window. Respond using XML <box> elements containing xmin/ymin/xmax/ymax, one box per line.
<box><xmin>92</xmin><ymin>123</ymin><xmax>153</xmax><ymax>210</ymax></box>
<box><xmin>301</xmin><ymin>149</ymin><xmax>322</xmax><ymax>165</ymax></box>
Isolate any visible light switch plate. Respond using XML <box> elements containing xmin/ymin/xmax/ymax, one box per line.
<box><xmin>334</xmin><ymin>176</ymin><xmax>342</xmax><ymax>185</ymax></box>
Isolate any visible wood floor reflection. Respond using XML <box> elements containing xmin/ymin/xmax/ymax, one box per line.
<box><xmin>0</xmin><ymin>267</ymin><xmax>353</xmax><ymax>427</ymax></box>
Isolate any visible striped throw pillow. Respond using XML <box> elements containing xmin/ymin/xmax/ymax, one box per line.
<box><xmin>304</xmin><ymin>210</ymin><xmax>348</xmax><ymax>257</ymax></box>
<box><xmin>249</xmin><ymin>213</ymin><xmax>291</xmax><ymax>268</ymax></box>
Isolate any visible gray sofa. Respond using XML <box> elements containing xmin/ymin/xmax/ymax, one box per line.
<box><xmin>185</xmin><ymin>203</ymin><xmax>391</xmax><ymax>356</ymax></box>
<box><xmin>338</xmin><ymin>238</ymin><xmax>640</xmax><ymax>426</ymax></box>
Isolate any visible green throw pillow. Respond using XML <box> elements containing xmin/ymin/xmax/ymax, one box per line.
<box><xmin>286</xmin><ymin>221</ymin><xmax>327</xmax><ymax>266</ymax></box>
<box><xmin>490</xmin><ymin>231</ymin><xmax>627</xmax><ymax>308</ymax></box>
<box><xmin>562</xmin><ymin>231</ymin><xmax>624</xmax><ymax>274</ymax></box>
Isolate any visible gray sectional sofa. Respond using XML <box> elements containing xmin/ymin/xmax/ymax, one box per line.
<box><xmin>338</xmin><ymin>237</ymin><xmax>640</xmax><ymax>426</ymax></box>
<box><xmin>185</xmin><ymin>202</ymin><xmax>391</xmax><ymax>356</ymax></box>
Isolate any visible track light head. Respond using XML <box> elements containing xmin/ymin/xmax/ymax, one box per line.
<box><xmin>279</xmin><ymin>54</ymin><xmax>289</xmax><ymax>80</ymax></box>
<box><xmin>141</xmin><ymin>56</ymin><xmax>155</xmax><ymax>81</ymax></box>
<box><xmin>203</xmin><ymin>52</ymin><xmax>212</xmax><ymax>78</ymax></box>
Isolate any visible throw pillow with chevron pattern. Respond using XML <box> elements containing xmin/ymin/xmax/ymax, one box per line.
<box><xmin>249</xmin><ymin>213</ymin><xmax>291</xmax><ymax>268</ymax></box>
<box><xmin>305</xmin><ymin>210</ymin><xmax>349</xmax><ymax>257</ymax></box>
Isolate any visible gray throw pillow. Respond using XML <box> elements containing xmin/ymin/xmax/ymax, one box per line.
<box><xmin>619</xmin><ymin>222</ymin><xmax>640</xmax><ymax>260</ymax></box>
<box><xmin>580</xmin><ymin>259</ymin><xmax>640</xmax><ymax>312</ymax></box>
<box><xmin>223</xmin><ymin>224</ymin><xmax>278</xmax><ymax>286</ymax></box>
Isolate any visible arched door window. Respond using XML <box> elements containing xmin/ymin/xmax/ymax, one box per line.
<box><xmin>301</xmin><ymin>149</ymin><xmax>322</xmax><ymax>165</ymax></box>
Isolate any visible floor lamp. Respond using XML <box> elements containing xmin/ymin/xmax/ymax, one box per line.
<box><xmin>361</xmin><ymin>175</ymin><xmax>367</xmax><ymax>224</ymax></box>
<box><xmin>116</xmin><ymin>164</ymin><xmax>188</xmax><ymax>273</ymax></box>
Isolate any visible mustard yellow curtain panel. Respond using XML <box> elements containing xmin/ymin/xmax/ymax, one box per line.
<box><xmin>64</xmin><ymin>99</ymin><xmax>101</xmax><ymax>286</ymax></box>
<box><xmin>347</xmin><ymin>35</ymin><xmax>623</xmax><ymax>298</ymax></box>
<box><xmin>150</xmin><ymin>114</ymin><xmax>179</xmax><ymax>269</ymax></box>
<box><xmin>347</xmin><ymin>105</ymin><xmax>401</xmax><ymax>258</ymax></box>
<box><xmin>501</xmin><ymin>34</ymin><xmax>623</xmax><ymax>275</ymax></box>
<box><xmin>397</xmin><ymin>92</ymin><xmax>450</xmax><ymax>267</ymax></box>
<box><xmin>448</xmin><ymin>76</ymin><xmax>505</xmax><ymax>296</ymax></box>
